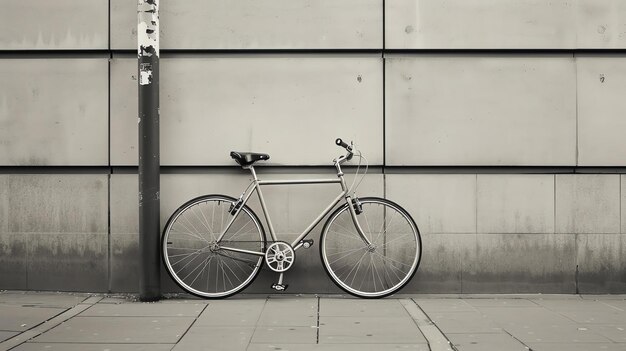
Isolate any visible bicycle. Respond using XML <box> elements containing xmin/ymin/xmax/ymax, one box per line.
<box><xmin>161</xmin><ymin>138</ymin><xmax>422</xmax><ymax>299</ymax></box>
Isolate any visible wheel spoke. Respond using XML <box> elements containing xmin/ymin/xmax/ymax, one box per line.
<box><xmin>322</xmin><ymin>199</ymin><xmax>420</xmax><ymax>297</ymax></box>
<box><xmin>172</xmin><ymin>222</ymin><xmax>208</xmax><ymax>243</ymax></box>
<box><xmin>190</xmin><ymin>206</ymin><xmax>214</xmax><ymax>240</ymax></box>
<box><xmin>327</xmin><ymin>246</ymin><xmax>366</xmax><ymax>265</ymax></box>
<box><xmin>163</xmin><ymin>196</ymin><xmax>265</xmax><ymax>298</ymax></box>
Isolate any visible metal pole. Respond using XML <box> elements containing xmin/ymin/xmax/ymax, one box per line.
<box><xmin>138</xmin><ymin>0</ymin><xmax>160</xmax><ymax>302</ymax></box>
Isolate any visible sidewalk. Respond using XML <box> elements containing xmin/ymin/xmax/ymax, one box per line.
<box><xmin>0</xmin><ymin>291</ymin><xmax>625</xmax><ymax>351</ymax></box>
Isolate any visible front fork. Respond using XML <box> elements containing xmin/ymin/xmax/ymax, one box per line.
<box><xmin>345</xmin><ymin>195</ymin><xmax>373</xmax><ymax>247</ymax></box>
<box><xmin>335</xmin><ymin>157</ymin><xmax>373</xmax><ymax>248</ymax></box>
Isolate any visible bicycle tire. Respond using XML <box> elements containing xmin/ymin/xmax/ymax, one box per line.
<box><xmin>162</xmin><ymin>194</ymin><xmax>266</xmax><ymax>298</ymax></box>
<box><xmin>320</xmin><ymin>197</ymin><xmax>421</xmax><ymax>298</ymax></box>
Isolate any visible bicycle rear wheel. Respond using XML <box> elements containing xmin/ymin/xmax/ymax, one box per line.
<box><xmin>320</xmin><ymin>197</ymin><xmax>421</xmax><ymax>298</ymax></box>
<box><xmin>162</xmin><ymin>194</ymin><xmax>266</xmax><ymax>298</ymax></box>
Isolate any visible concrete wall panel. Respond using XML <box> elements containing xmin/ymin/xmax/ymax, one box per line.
<box><xmin>405</xmin><ymin>233</ymin><xmax>475</xmax><ymax>293</ymax></box>
<box><xmin>0</xmin><ymin>176</ymin><xmax>7</xmax><ymax>233</ymax></box>
<box><xmin>463</xmin><ymin>234</ymin><xmax>576</xmax><ymax>293</ymax></box>
<box><xmin>110</xmin><ymin>234</ymin><xmax>138</xmax><ymax>293</ymax></box>
<box><xmin>0</xmin><ymin>233</ymin><xmax>28</xmax><ymax>290</ymax></box>
<box><xmin>577</xmin><ymin>0</ymin><xmax>626</xmax><ymax>49</ymax></box>
<box><xmin>0</xmin><ymin>0</ymin><xmax>107</xmax><ymax>50</ymax></box>
<box><xmin>7</xmin><ymin>175</ymin><xmax>108</xmax><ymax>234</ymax></box>
<box><xmin>623</xmin><ymin>176</ymin><xmax>626</xmax><ymax>234</ymax></box>
<box><xmin>577</xmin><ymin>55</ymin><xmax>626</xmax><ymax>166</ymax></box>
<box><xmin>386</xmin><ymin>174</ymin><xmax>476</xmax><ymax>234</ymax></box>
<box><xmin>111</xmin><ymin>56</ymin><xmax>382</xmax><ymax>166</ymax></box>
<box><xmin>577</xmin><ymin>234</ymin><xmax>626</xmax><ymax>294</ymax></box>
<box><xmin>0</xmin><ymin>175</ymin><xmax>108</xmax><ymax>291</ymax></box>
<box><xmin>385</xmin><ymin>55</ymin><xmax>576</xmax><ymax>166</ymax></box>
<box><xmin>0</xmin><ymin>177</ymin><xmax>25</xmax><ymax>290</ymax></box>
<box><xmin>27</xmin><ymin>233</ymin><xmax>108</xmax><ymax>292</ymax></box>
<box><xmin>477</xmin><ymin>175</ymin><xmax>555</xmax><ymax>234</ymax></box>
<box><xmin>111</xmin><ymin>172</ymin><xmax>382</xmax><ymax>292</ymax></box>
<box><xmin>111</xmin><ymin>0</ymin><xmax>382</xmax><ymax>50</ymax></box>
<box><xmin>556</xmin><ymin>175</ymin><xmax>621</xmax><ymax>234</ymax></box>
<box><xmin>0</xmin><ymin>59</ymin><xmax>109</xmax><ymax>166</ymax></box>
<box><xmin>385</xmin><ymin>0</ymin><xmax>575</xmax><ymax>49</ymax></box>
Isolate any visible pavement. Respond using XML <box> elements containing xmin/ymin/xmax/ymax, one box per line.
<box><xmin>1</xmin><ymin>292</ymin><xmax>626</xmax><ymax>351</ymax></box>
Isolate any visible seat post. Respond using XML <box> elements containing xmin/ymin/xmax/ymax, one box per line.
<box><xmin>247</xmin><ymin>165</ymin><xmax>259</xmax><ymax>181</ymax></box>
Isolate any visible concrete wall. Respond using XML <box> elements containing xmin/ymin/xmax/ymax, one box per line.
<box><xmin>1</xmin><ymin>0</ymin><xmax>625</xmax><ymax>294</ymax></box>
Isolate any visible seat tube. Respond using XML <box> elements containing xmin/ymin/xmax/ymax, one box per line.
<box><xmin>256</xmin><ymin>184</ymin><xmax>277</xmax><ymax>242</ymax></box>
<box><xmin>249</xmin><ymin>166</ymin><xmax>277</xmax><ymax>241</ymax></box>
<box><xmin>248</xmin><ymin>165</ymin><xmax>259</xmax><ymax>181</ymax></box>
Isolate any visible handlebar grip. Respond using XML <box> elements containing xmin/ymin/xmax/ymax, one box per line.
<box><xmin>335</xmin><ymin>138</ymin><xmax>349</xmax><ymax>149</ymax></box>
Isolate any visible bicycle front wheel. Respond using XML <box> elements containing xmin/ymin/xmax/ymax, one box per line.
<box><xmin>320</xmin><ymin>197</ymin><xmax>421</xmax><ymax>298</ymax></box>
<box><xmin>162</xmin><ymin>194</ymin><xmax>266</xmax><ymax>298</ymax></box>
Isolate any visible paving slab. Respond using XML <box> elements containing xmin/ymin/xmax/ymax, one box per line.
<box><xmin>257</xmin><ymin>298</ymin><xmax>317</xmax><ymax>327</ymax></box>
<box><xmin>427</xmin><ymin>311</ymin><xmax>502</xmax><ymax>333</ymax></box>
<box><xmin>32</xmin><ymin>316</ymin><xmax>195</xmax><ymax>343</ymax></box>
<box><xmin>530</xmin><ymin>298</ymin><xmax>589</xmax><ymax>310</ymax></box>
<box><xmin>559</xmin><ymin>308</ymin><xmax>626</xmax><ymax>324</ymax></box>
<box><xmin>318</xmin><ymin>316</ymin><xmax>426</xmax><ymax>344</ymax></box>
<box><xmin>251</xmin><ymin>326</ymin><xmax>317</xmax><ymax>344</ymax></box>
<box><xmin>98</xmin><ymin>297</ymin><xmax>137</xmax><ymax>304</ymax></box>
<box><xmin>413</xmin><ymin>299</ymin><xmax>477</xmax><ymax>313</ymax></box>
<box><xmin>478</xmin><ymin>307</ymin><xmax>577</xmax><ymax>327</ymax></box>
<box><xmin>514</xmin><ymin>294</ymin><xmax>584</xmax><ymax>300</ymax></box>
<box><xmin>156</xmin><ymin>297</ymin><xmax>211</xmax><ymax>304</ymax></box>
<box><xmin>172</xmin><ymin>326</ymin><xmax>254</xmax><ymax>351</ymax></box>
<box><xmin>581</xmin><ymin>295</ymin><xmax>626</xmax><ymax>300</ymax></box>
<box><xmin>601</xmin><ymin>300</ymin><xmax>626</xmax><ymax>311</ymax></box>
<box><xmin>532</xmin><ymin>300</ymin><xmax>626</xmax><ymax>324</ymax></box>
<box><xmin>400</xmin><ymin>299</ymin><xmax>456</xmax><ymax>351</ymax></box>
<box><xmin>0</xmin><ymin>331</ymin><xmax>18</xmax><ymax>342</ymax></box>
<box><xmin>0</xmin><ymin>297</ymin><xmax>99</xmax><ymax>350</ymax></box>
<box><xmin>194</xmin><ymin>299</ymin><xmax>266</xmax><ymax>326</ymax></box>
<box><xmin>320</xmin><ymin>298</ymin><xmax>408</xmax><ymax>317</ymax></box>
<box><xmin>3</xmin><ymin>293</ymin><xmax>626</xmax><ymax>351</ymax></box>
<box><xmin>0</xmin><ymin>304</ymin><xmax>65</xmax><ymax>331</ymax></box>
<box><xmin>528</xmin><ymin>342</ymin><xmax>626</xmax><ymax>351</ymax></box>
<box><xmin>247</xmin><ymin>344</ymin><xmax>429</xmax><ymax>351</ymax></box>
<box><xmin>505</xmin><ymin>324</ymin><xmax>611</xmax><ymax>343</ymax></box>
<box><xmin>0</xmin><ymin>292</ymin><xmax>88</xmax><ymax>308</ymax></box>
<box><xmin>12</xmin><ymin>343</ymin><xmax>174</xmax><ymax>351</ymax></box>
<box><xmin>447</xmin><ymin>333</ymin><xmax>528</xmax><ymax>351</ymax></box>
<box><xmin>586</xmin><ymin>325</ymin><xmax>626</xmax><ymax>343</ymax></box>
<box><xmin>463</xmin><ymin>298</ymin><xmax>537</xmax><ymax>308</ymax></box>
<box><xmin>79</xmin><ymin>302</ymin><xmax>205</xmax><ymax>317</ymax></box>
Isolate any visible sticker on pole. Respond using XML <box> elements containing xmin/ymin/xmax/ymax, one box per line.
<box><xmin>139</xmin><ymin>63</ymin><xmax>153</xmax><ymax>85</ymax></box>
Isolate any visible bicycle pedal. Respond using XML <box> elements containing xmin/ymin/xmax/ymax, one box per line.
<box><xmin>271</xmin><ymin>283</ymin><xmax>288</xmax><ymax>292</ymax></box>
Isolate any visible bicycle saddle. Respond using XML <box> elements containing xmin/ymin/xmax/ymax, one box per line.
<box><xmin>230</xmin><ymin>151</ymin><xmax>270</xmax><ymax>167</ymax></box>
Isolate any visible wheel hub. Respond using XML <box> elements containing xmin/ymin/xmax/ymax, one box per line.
<box><xmin>208</xmin><ymin>242</ymin><xmax>220</xmax><ymax>252</ymax></box>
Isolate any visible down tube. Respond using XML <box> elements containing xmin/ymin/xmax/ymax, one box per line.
<box><xmin>291</xmin><ymin>191</ymin><xmax>346</xmax><ymax>248</ymax></box>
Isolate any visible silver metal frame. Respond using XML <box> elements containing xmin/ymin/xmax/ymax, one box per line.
<box><xmin>217</xmin><ymin>153</ymin><xmax>372</xmax><ymax>257</ymax></box>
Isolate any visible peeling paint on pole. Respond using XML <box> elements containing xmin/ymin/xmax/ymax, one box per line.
<box><xmin>138</xmin><ymin>0</ymin><xmax>159</xmax><ymax>86</ymax></box>
<box><xmin>138</xmin><ymin>0</ymin><xmax>159</xmax><ymax>58</ymax></box>
<box><xmin>138</xmin><ymin>0</ymin><xmax>160</xmax><ymax>302</ymax></box>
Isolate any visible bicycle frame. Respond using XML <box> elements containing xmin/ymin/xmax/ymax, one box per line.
<box><xmin>216</xmin><ymin>155</ymin><xmax>372</xmax><ymax>257</ymax></box>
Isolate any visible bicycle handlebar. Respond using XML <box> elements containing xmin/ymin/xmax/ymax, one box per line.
<box><xmin>335</xmin><ymin>138</ymin><xmax>349</xmax><ymax>149</ymax></box>
<box><xmin>335</xmin><ymin>138</ymin><xmax>354</xmax><ymax>161</ymax></box>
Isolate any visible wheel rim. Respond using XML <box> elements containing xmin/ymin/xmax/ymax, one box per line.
<box><xmin>163</xmin><ymin>196</ymin><xmax>264</xmax><ymax>297</ymax></box>
<box><xmin>321</xmin><ymin>199</ymin><xmax>420</xmax><ymax>297</ymax></box>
